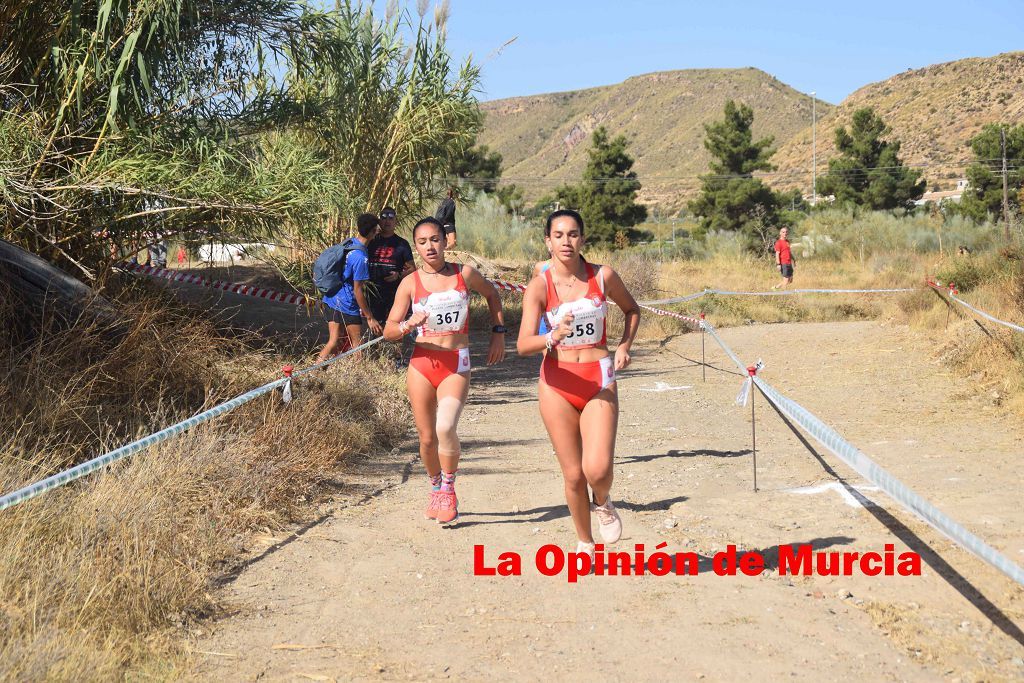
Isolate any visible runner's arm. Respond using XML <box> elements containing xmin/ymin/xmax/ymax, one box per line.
<box><xmin>517</xmin><ymin>276</ymin><xmax>559</xmax><ymax>356</ymax></box>
<box><xmin>400</xmin><ymin>243</ymin><xmax>416</xmax><ymax>277</ymax></box>
<box><xmin>602</xmin><ymin>266</ymin><xmax>641</xmax><ymax>370</ymax></box>
<box><xmin>383</xmin><ymin>277</ymin><xmax>421</xmax><ymax>341</ymax></box>
<box><xmin>463</xmin><ymin>265</ymin><xmax>505</xmax><ymax>364</ymax></box>
<box><xmin>352</xmin><ymin>280</ymin><xmax>381</xmax><ymax>334</ymax></box>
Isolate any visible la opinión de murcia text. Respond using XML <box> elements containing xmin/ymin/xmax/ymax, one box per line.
<box><xmin>473</xmin><ymin>544</ymin><xmax>922</xmax><ymax>584</ymax></box>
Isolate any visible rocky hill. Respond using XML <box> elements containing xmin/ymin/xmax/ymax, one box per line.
<box><xmin>478</xmin><ymin>68</ymin><xmax>830</xmax><ymax>209</ymax></box>
<box><xmin>773</xmin><ymin>52</ymin><xmax>1024</xmax><ymax>194</ymax></box>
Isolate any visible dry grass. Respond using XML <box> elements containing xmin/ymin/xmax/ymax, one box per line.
<box><xmin>0</xmin><ymin>282</ymin><xmax>407</xmax><ymax>679</ymax></box>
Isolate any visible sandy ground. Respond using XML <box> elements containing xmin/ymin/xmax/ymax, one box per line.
<box><xmin>176</xmin><ymin>306</ymin><xmax>1024</xmax><ymax>682</ymax></box>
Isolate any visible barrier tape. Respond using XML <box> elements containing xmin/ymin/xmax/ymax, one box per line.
<box><xmin>928</xmin><ymin>280</ymin><xmax>1024</xmax><ymax>334</ymax></box>
<box><xmin>638</xmin><ymin>303</ymin><xmax>704</xmax><ymax>327</ymax></box>
<box><xmin>701</xmin><ymin>320</ymin><xmax>1024</xmax><ymax>587</ymax></box>
<box><xmin>120</xmin><ymin>261</ymin><xmax>312</xmax><ymax>306</ymax></box>
<box><xmin>643</xmin><ymin>287</ymin><xmax>915</xmax><ymax>306</ymax></box>
<box><xmin>120</xmin><ymin>261</ymin><xmax>530</xmax><ymax>305</ymax></box>
<box><xmin>735</xmin><ymin>360</ymin><xmax>764</xmax><ymax>407</ymax></box>
<box><xmin>0</xmin><ymin>336</ymin><xmax>383</xmax><ymax>512</ymax></box>
<box><xmin>123</xmin><ymin>261</ymin><xmax>916</xmax><ymax>332</ymax></box>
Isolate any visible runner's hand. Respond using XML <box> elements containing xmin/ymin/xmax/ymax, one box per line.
<box><xmin>367</xmin><ymin>317</ymin><xmax>383</xmax><ymax>335</ymax></box>
<box><xmin>552</xmin><ymin>312</ymin><xmax>574</xmax><ymax>343</ymax></box>
<box><xmin>406</xmin><ymin>310</ymin><xmax>429</xmax><ymax>328</ymax></box>
<box><xmin>487</xmin><ymin>331</ymin><xmax>506</xmax><ymax>365</ymax></box>
<box><xmin>614</xmin><ymin>345</ymin><xmax>631</xmax><ymax>371</ymax></box>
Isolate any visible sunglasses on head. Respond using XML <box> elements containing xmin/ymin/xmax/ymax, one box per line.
<box><xmin>380</xmin><ymin>212</ymin><xmax>396</xmax><ymax>219</ymax></box>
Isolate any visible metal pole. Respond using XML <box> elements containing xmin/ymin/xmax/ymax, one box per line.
<box><xmin>700</xmin><ymin>314</ymin><xmax>707</xmax><ymax>383</ymax></box>
<box><xmin>701</xmin><ymin>327</ymin><xmax>706</xmax><ymax>382</ymax></box>
<box><xmin>751</xmin><ymin>384</ymin><xmax>758</xmax><ymax>492</ymax></box>
<box><xmin>811</xmin><ymin>91</ymin><xmax>817</xmax><ymax>205</ymax></box>
<box><xmin>1002</xmin><ymin>127</ymin><xmax>1010</xmax><ymax>243</ymax></box>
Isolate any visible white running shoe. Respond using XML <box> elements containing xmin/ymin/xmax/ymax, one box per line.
<box><xmin>576</xmin><ymin>540</ymin><xmax>596</xmax><ymax>562</ymax></box>
<box><xmin>592</xmin><ymin>497</ymin><xmax>622</xmax><ymax>543</ymax></box>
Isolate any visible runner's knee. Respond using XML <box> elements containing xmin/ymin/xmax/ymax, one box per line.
<box><xmin>562</xmin><ymin>467</ymin><xmax>587</xmax><ymax>492</ymax></box>
<box><xmin>435</xmin><ymin>395</ymin><xmax>465</xmax><ymax>453</ymax></box>
<box><xmin>582</xmin><ymin>459</ymin><xmax>613</xmax><ymax>488</ymax></box>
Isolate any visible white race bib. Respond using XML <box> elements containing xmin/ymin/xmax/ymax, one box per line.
<box><xmin>417</xmin><ymin>289</ymin><xmax>469</xmax><ymax>335</ymax></box>
<box><xmin>549</xmin><ymin>297</ymin><xmax>605</xmax><ymax>347</ymax></box>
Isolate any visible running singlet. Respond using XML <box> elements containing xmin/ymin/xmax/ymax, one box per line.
<box><xmin>411</xmin><ymin>265</ymin><xmax>470</xmax><ymax>337</ymax></box>
<box><xmin>544</xmin><ymin>262</ymin><xmax>607</xmax><ymax>349</ymax></box>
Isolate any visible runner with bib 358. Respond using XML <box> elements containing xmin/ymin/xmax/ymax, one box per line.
<box><xmin>516</xmin><ymin>209</ymin><xmax>641</xmax><ymax>562</ymax></box>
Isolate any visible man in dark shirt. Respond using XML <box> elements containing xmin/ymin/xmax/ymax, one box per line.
<box><xmin>435</xmin><ymin>188</ymin><xmax>457</xmax><ymax>248</ymax></box>
<box><xmin>367</xmin><ymin>206</ymin><xmax>415</xmax><ymax>323</ymax></box>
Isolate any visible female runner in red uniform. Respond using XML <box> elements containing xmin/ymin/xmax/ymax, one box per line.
<box><xmin>517</xmin><ymin>210</ymin><xmax>641</xmax><ymax>558</ymax></box>
<box><xmin>384</xmin><ymin>218</ymin><xmax>507</xmax><ymax>526</ymax></box>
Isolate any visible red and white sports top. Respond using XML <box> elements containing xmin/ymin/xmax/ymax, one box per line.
<box><xmin>412</xmin><ymin>264</ymin><xmax>470</xmax><ymax>337</ymax></box>
<box><xmin>545</xmin><ymin>262</ymin><xmax>607</xmax><ymax>349</ymax></box>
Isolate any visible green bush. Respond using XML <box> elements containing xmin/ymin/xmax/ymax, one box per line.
<box><xmin>451</xmin><ymin>191</ymin><xmax>545</xmax><ymax>260</ymax></box>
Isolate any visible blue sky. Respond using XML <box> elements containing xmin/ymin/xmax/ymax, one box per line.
<box><xmin>437</xmin><ymin>0</ymin><xmax>1023</xmax><ymax>104</ymax></box>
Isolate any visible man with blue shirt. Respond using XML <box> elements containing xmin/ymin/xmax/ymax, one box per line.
<box><xmin>317</xmin><ymin>213</ymin><xmax>382</xmax><ymax>362</ymax></box>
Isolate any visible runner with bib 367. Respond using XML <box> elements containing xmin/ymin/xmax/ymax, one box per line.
<box><xmin>516</xmin><ymin>209</ymin><xmax>641</xmax><ymax>562</ymax></box>
<box><xmin>384</xmin><ymin>217</ymin><xmax>507</xmax><ymax>526</ymax></box>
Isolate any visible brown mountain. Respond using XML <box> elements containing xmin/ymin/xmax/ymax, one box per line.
<box><xmin>773</xmin><ymin>52</ymin><xmax>1024</xmax><ymax>195</ymax></box>
<box><xmin>478</xmin><ymin>68</ymin><xmax>829</xmax><ymax>210</ymax></box>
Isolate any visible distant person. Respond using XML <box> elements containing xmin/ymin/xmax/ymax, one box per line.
<box><xmin>316</xmin><ymin>213</ymin><xmax>382</xmax><ymax>362</ymax></box>
<box><xmin>772</xmin><ymin>226</ymin><xmax>794</xmax><ymax>290</ymax></box>
<box><xmin>435</xmin><ymin>188</ymin><xmax>457</xmax><ymax>248</ymax></box>
<box><xmin>367</xmin><ymin>206</ymin><xmax>415</xmax><ymax>326</ymax></box>
<box><xmin>148</xmin><ymin>238</ymin><xmax>167</xmax><ymax>268</ymax></box>
<box><xmin>176</xmin><ymin>246</ymin><xmax>187</xmax><ymax>267</ymax></box>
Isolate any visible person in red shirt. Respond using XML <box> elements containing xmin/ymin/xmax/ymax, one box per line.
<box><xmin>773</xmin><ymin>226</ymin><xmax>794</xmax><ymax>289</ymax></box>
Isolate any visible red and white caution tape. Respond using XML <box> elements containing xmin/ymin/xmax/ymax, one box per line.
<box><xmin>120</xmin><ymin>263</ymin><xmax>711</xmax><ymax>327</ymax></box>
<box><xmin>638</xmin><ymin>303</ymin><xmax>704</xmax><ymax>328</ymax></box>
<box><xmin>120</xmin><ymin>261</ymin><xmax>532</xmax><ymax>305</ymax></box>
<box><xmin>119</xmin><ymin>261</ymin><xmax>312</xmax><ymax>306</ymax></box>
<box><xmin>488</xmin><ymin>278</ymin><xmax>528</xmax><ymax>293</ymax></box>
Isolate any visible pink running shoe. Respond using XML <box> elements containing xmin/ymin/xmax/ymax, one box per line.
<box><xmin>435</xmin><ymin>490</ymin><xmax>459</xmax><ymax>526</ymax></box>
<box><xmin>424</xmin><ymin>490</ymin><xmax>443</xmax><ymax>519</ymax></box>
<box><xmin>592</xmin><ymin>497</ymin><xmax>622</xmax><ymax>543</ymax></box>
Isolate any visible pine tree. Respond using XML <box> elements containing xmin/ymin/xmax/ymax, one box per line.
<box><xmin>552</xmin><ymin>127</ymin><xmax>647</xmax><ymax>245</ymax></box>
<box><xmin>816</xmin><ymin>108</ymin><xmax>924</xmax><ymax>210</ymax></box>
<box><xmin>688</xmin><ymin>100</ymin><xmax>780</xmax><ymax>245</ymax></box>
<box><xmin>957</xmin><ymin>124</ymin><xmax>1024</xmax><ymax>223</ymax></box>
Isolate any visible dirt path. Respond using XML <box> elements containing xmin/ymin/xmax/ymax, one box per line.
<box><xmin>191</xmin><ymin>320</ymin><xmax>1024</xmax><ymax>682</ymax></box>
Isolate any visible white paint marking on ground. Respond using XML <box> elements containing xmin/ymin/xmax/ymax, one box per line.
<box><xmin>785</xmin><ymin>482</ymin><xmax>881</xmax><ymax>508</ymax></box>
<box><xmin>639</xmin><ymin>381</ymin><xmax>693</xmax><ymax>393</ymax></box>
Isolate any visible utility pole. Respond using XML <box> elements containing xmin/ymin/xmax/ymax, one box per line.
<box><xmin>1002</xmin><ymin>126</ymin><xmax>1010</xmax><ymax>242</ymax></box>
<box><xmin>811</xmin><ymin>91</ymin><xmax>817</xmax><ymax>205</ymax></box>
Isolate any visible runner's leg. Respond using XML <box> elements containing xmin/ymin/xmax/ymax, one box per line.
<box><xmin>407</xmin><ymin>364</ymin><xmax>440</xmax><ymax>477</ymax></box>
<box><xmin>435</xmin><ymin>370</ymin><xmax>470</xmax><ymax>473</ymax></box>
<box><xmin>580</xmin><ymin>385</ymin><xmax>618</xmax><ymax>506</ymax></box>
<box><xmin>539</xmin><ymin>381</ymin><xmax>591</xmax><ymax>544</ymax></box>
<box><xmin>317</xmin><ymin>320</ymin><xmax>343</xmax><ymax>362</ymax></box>
<box><xmin>345</xmin><ymin>321</ymin><xmax>363</xmax><ymax>357</ymax></box>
